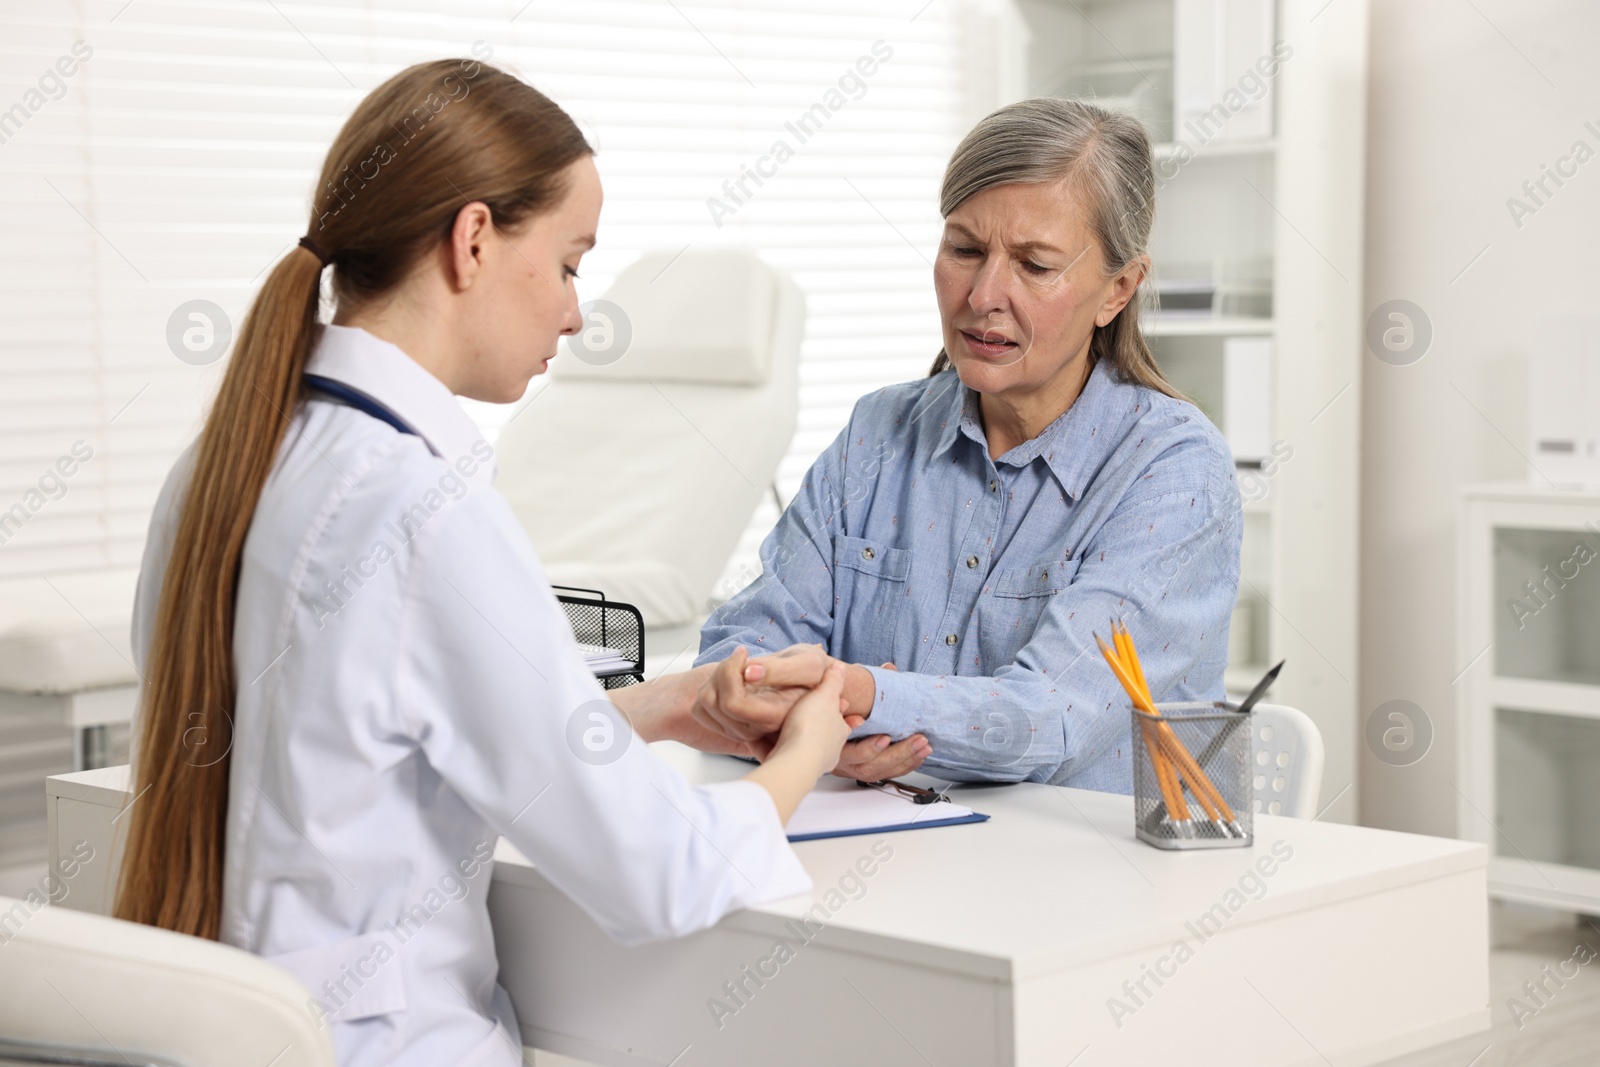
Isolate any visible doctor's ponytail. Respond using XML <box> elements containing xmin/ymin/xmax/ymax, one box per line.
<box><xmin>116</xmin><ymin>58</ymin><xmax>592</xmax><ymax>938</ymax></box>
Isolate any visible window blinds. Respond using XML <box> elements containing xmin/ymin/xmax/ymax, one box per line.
<box><xmin>0</xmin><ymin>0</ymin><xmax>966</xmax><ymax>587</ymax></box>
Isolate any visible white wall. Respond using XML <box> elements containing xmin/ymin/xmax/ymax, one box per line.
<box><xmin>1361</xmin><ymin>1</ymin><xmax>1599</xmax><ymax>834</ymax></box>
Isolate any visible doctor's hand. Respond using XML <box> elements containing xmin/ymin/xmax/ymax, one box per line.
<box><xmin>743</xmin><ymin>663</ymin><xmax>853</xmax><ymax>824</ymax></box>
<box><xmin>691</xmin><ymin>644</ymin><xmax>840</xmax><ymax>743</ymax></box>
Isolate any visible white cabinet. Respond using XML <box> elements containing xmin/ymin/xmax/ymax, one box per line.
<box><xmin>1008</xmin><ymin>0</ymin><xmax>1368</xmax><ymax>819</ymax></box>
<box><xmin>1458</xmin><ymin>484</ymin><xmax>1600</xmax><ymax>911</ymax></box>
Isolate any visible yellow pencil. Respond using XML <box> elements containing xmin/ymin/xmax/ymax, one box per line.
<box><xmin>1110</xmin><ymin>625</ymin><xmax>1195</xmax><ymax>827</ymax></box>
<box><xmin>1114</xmin><ymin>618</ymin><xmax>1231</xmax><ymax>826</ymax></box>
<box><xmin>1099</xmin><ymin>628</ymin><xmax>1237</xmax><ymax>837</ymax></box>
<box><xmin>1097</xmin><ymin>633</ymin><xmax>1195</xmax><ymax>834</ymax></box>
<box><xmin>1145</xmin><ymin>718</ymin><xmax>1191</xmax><ymax>823</ymax></box>
<box><xmin>1115</xmin><ymin>619</ymin><xmax>1152</xmax><ymax>703</ymax></box>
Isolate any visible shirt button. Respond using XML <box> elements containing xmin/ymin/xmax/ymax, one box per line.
<box><xmin>862</xmin><ymin>547</ymin><xmax>875</xmax><ymax>560</ymax></box>
<box><xmin>945</xmin><ymin>633</ymin><xmax>958</xmax><ymax>645</ymax></box>
<box><xmin>989</xmin><ymin>479</ymin><xmax>997</xmax><ymax>492</ymax></box>
<box><xmin>966</xmin><ymin>555</ymin><xmax>979</xmax><ymax>569</ymax></box>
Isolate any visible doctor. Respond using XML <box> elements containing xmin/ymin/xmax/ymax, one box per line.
<box><xmin>115</xmin><ymin>59</ymin><xmax>848</xmax><ymax>1067</ymax></box>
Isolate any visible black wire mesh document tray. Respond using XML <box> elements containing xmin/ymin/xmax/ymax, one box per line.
<box><xmin>551</xmin><ymin>584</ymin><xmax>644</xmax><ymax>690</ymax></box>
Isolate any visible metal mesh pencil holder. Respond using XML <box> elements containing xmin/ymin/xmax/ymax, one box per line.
<box><xmin>1131</xmin><ymin>700</ymin><xmax>1252</xmax><ymax>850</ymax></box>
<box><xmin>551</xmin><ymin>584</ymin><xmax>645</xmax><ymax>690</ymax></box>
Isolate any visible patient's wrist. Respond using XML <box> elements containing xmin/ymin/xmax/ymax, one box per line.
<box><xmin>843</xmin><ymin>663</ymin><xmax>876</xmax><ymax>719</ymax></box>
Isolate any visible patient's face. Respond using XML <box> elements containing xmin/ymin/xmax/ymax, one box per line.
<box><xmin>933</xmin><ymin>178</ymin><xmax>1128</xmax><ymax>402</ymax></box>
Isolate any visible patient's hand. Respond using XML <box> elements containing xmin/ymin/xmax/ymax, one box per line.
<box><xmin>827</xmin><ymin>663</ymin><xmax>931</xmax><ymax>780</ymax></box>
<box><xmin>831</xmin><ymin>730</ymin><xmax>931</xmax><ymax>781</ymax></box>
<box><xmin>691</xmin><ymin>644</ymin><xmax>837</xmax><ymax>742</ymax></box>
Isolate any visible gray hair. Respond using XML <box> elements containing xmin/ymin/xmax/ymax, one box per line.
<box><xmin>928</xmin><ymin>97</ymin><xmax>1179</xmax><ymax>399</ymax></box>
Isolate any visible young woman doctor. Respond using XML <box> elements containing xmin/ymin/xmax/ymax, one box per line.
<box><xmin>115</xmin><ymin>59</ymin><xmax>850</xmax><ymax>1067</ymax></box>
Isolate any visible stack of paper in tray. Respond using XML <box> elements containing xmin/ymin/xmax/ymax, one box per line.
<box><xmin>576</xmin><ymin>642</ymin><xmax>635</xmax><ymax>676</ymax></box>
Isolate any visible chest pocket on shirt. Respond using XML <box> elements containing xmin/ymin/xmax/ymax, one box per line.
<box><xmin>832</xmin><ymin>535</ymin><xmax>912</xmax><ymax>662</ymax></box>
<box><xmin>988</xmin><ymin>556</ymin><xmax>1081</xmax><ymax>647</ymax></box>
<box><xmin>994</xmin><ymin>556</ymin><xmax>1079</xmax><ymax>598</ymax></box>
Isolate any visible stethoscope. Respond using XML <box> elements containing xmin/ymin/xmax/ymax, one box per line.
<box><xmin>303</xmin><ymin>374</ymin><xmax>438</xmax><ymax>456</ymax></box>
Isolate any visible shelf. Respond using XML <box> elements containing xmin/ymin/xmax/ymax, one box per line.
<box><xmin>1153</xmin><ymin>139</ymin><xmax>1277</xmax><ymax>160</ymax></box>
<box><xmin>1463</xmin><ymin>481</ymin><xmax>1600</xmax><ymax>506</ymax></box>
<box><xmin>1076</xmin><ymin>57</ymin><xmax>1174</xmax><ymax>78</ymax></box>
<box><xmin>1145</xmin><ymin>315</ymin><xmax>1273</xmax><ymax>337</ymax></box>
<box><xmin>1012</xmin><ymin>0</ymin><xmax>1363</xmax><ymax>829</ymax></box>
<box><xmin>1491</xmin><ymin>676</ymin><xmax>1600</xmax><ymax>719</ymax></box>
<box><xmin>1488</xmin><ymin>856</ymin><xmax>1600</xmax><ymax>913</ymax></box>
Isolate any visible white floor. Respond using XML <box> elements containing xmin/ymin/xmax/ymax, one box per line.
<box><xmin>0</xmin><ymin>859</ymin><xmax>50</xmax><ymax>899</ymax></box>
<box><xmin>1374</xmin><ymin>901</ymin><xmax>1600</xmax><ymax>1067</ymax></box>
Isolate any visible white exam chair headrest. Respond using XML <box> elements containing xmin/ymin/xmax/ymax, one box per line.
<box><xmin>550</xmin><ymin>247</ymin><xmax>778</xmax><ymax>385</ymax></box>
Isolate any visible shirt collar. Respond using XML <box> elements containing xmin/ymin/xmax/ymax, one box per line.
<box><xmin>929</xmin><ymin>358</ymin><xmax>1123</xmax><ymax>501</ymax></box>
<box><xmin>304</xmin><ymin>324</ymin><xmax>496</xmax><ymax>485</ymax></box>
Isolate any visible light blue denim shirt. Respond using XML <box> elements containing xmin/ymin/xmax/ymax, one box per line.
<box><xmin>696</xmin><ymin>358</ymin><xmax>1243</xmax><ymax>791</ymax></box>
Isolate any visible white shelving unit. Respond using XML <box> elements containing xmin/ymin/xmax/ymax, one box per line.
<box><xmin>1458</xmin><ymin>483</ymin><xmax>1600</xmax><ymax>912</ymax></box>
<box><xmin>1146</xmin><ymin>315</ymin><xmax>1275</xmax><ymax>337</ymax></box>
<box><xmin>1006</xmin><ymin>0</ymin><xmax>1368</xmax><ymax>819</ymax></box>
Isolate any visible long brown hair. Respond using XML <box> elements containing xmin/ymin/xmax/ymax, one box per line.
<box><xmin>115</xmin><ymin>58</ymin><xmax>592</xmax><ymax>938</ymax></box>
<box><xmin>926</xmin><ymin>97</ymin><xmax>1178</xmax><ymax>398</ymax></box>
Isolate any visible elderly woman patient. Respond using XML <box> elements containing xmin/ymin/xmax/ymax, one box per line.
<box><xmin>695</xmin><ymin>97</ymin><xmax>1243</xmax><ymax>790</ymax></box>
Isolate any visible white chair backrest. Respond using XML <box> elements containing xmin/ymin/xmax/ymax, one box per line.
<box><xmin>0</xmin><ymin>895</ymin><xmax>334</xmax><ymax>1067</ymax></box>
<box><xmin>0</xmin><ymin>568</ymin><xmax>139</xmax><ymax>693</ymax></box>
<box><xmin>1248</xmin><ymin>703</ymin><xmax>1325</xmax><ymax>819</ymax></box>
<box><xmin>495</xmin><ymin>248</ymin><xmax>805</xmax><ymax>629</ymax></box>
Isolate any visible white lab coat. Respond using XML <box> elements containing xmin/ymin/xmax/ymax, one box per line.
<box><xmin>130</xmin><ymin>324</ymin><xmax>810</xmax><ymax>1067</ymax></box>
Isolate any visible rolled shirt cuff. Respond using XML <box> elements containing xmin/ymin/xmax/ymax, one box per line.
<box><xmin>847</xmin><ymin>664</ymin><xmax>915</xmax><ymax>741</ymax></box>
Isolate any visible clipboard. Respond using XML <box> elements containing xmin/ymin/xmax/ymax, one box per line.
<box><xmin>784</xmin><ymin>775</ymin><xmax>990</xmax><ymax>842</ymax></box>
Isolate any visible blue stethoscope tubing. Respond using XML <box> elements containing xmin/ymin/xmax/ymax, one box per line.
<box><xmin>303</xmin><ymin>374</ymin><xmax>431</xmax><ymax>450</ymax></box>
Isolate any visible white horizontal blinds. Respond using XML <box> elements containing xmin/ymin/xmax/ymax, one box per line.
<box><xmin>491</xmin><ymin>2</ymin><xmax>963</xmax><ymax>599</ymax></box>
<box><xmin>491</xmin><ymin>3</ymin><xmax>962</xmax><ymax>463</ymax></box>
<box><xmin>0</xmin><ymin>0</ymin><xmax>961</xmax><ymax>587</ymax></box>
<box><xmin>0</xmin><ymin>12</ymin><xmax>111</xmax><ymax>578</ymax></box>
<box><xmin>0</xmin><ymin>0</ymin><xmax>356</xmax><ymax>579</ymax></box>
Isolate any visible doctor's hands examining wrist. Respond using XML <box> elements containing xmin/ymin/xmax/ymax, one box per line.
<box><xmin>694</xmin><ymin>648</ymin><xmax>931</xmax><ymax>782</ymax></box>
<box><xmin>616</xmin><ymin>645</ymin><xmax>930</xmax><ymax>790</ymax></box>
<box><xmin>692</xmin><ymin>647</ymin><xmax>935</xmax><ymax>783</ymax></box>
<box><xmin>691</xmin><ymin>643</ymin><xmax>839</xmax><ymax>741</ymax></box>
<box><xmin>740</xmin><ymin>663</ymin><xmax>853</xmax><ymax>822</ymax></box>
<box><xmin>612</xmin><ymin>643</ymin><xmax>840</xmax><ymax>755</ymax></box>
<box><xmin>693</xmin><ymin>643</ymin><xmax>881</xmax><ymax>737</ymax></box>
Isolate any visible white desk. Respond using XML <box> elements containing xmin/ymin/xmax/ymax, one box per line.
<box><xmin>490</xmin><ymin>745</ymin><xmax>1488</xmax><ymax>1067</ymax></box>
<box><xmin>47</xmin><ymin>752</ymin><xmax>1488</xmax><ymax>1066</ymax></box>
